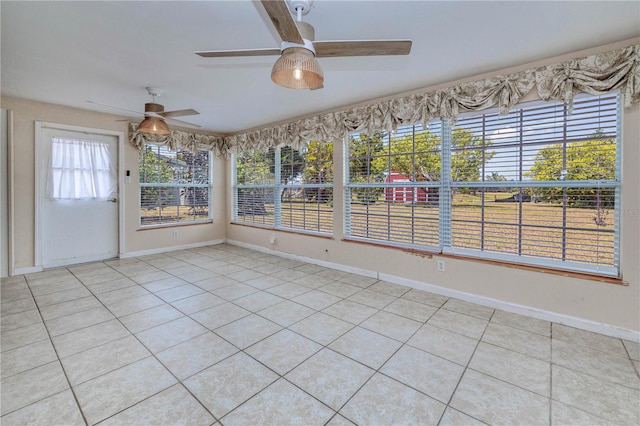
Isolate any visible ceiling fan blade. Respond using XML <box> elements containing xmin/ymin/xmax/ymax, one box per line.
<box><xmin>160</xmin><ymin>109</ymin><xmax>200</xmax><ymax>118</ymax></box>
<box><xmin>196</xmin><ymin>48</ymin><xmax>281</xmax><ymax>58</ymax></box>
<box><xmin>164</xmin><ymin>117</ymin><xmax>202</xmax><ymax>129</ymax></box>
<box><xmin>261</xmin><ymin>0</ymin><xmax>304</xmax><ymax>44</ymax></box>
<box><xmin>118</xmin><ymin>112</ymin><xmax>201</xmax><ymax>129</ymax></box>
<box><xmin>144</xmin><ymin>112</ymin><xmax>201</xmax><ymax>128</ymax></box>
<box><xmin>86</xmin><ymin>100</ymin><xmax>143</xmax><ymax>115</ymax></box>
<box><xmin>314</xmin><ymin>40</ymin><xmax>413</xmax><ymax>58</ymax></box>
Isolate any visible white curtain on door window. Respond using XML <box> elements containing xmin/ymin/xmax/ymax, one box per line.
<box><xmin>46</xmin><ymin>137</ymin><xmax>117</xmax><ymax>199</ymax></box>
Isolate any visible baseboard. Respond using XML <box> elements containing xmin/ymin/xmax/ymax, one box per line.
<box><xmin>13</xmin><ymin>266</ymin><xmax>43</xmax><ymax>275</ymax></box>
<box><xmin>226</xmin><ymin>239</ymin><xmax>639</xmax><ymax>342</ymax></box>
<box><xmin>11</xmin><ymin>240</ymin><xmax>226</xmax><ymax>274</ymax></box>
<box><xmin>120</xmin><ymin>239</ymin><xmax>225</xmax><ymax>259</ymax></box>
<box><xmin>225</xmin><ymin>239</ymin><xmax>377</xmax><ymax>278</ymax></box>
<box><xmin>377</xmin><ymin>273</ymin><xmax>640</xmax><ymax>342</ymax></box>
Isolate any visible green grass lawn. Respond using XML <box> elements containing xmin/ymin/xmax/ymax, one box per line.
<box><xmin>231</xmin><ymin>191</ymin><xmax>616</xmax><ymax>266</ymax></box>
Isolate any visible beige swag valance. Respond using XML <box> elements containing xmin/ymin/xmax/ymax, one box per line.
<box><xmin>129</xmin><ymin>44</ymin><xmax>638</xmax><ymax>156</ymax></box>
<box><xmin>128</xmin><ymin>123</ymin><xmax>231</xmax><ymax>157</ymax></box>
<box><xmin>225</xmin><ymin>44</ymin><xmax>639</xmax><ymax>154</ymax></box>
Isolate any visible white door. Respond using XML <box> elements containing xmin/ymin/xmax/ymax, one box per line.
<box><xmin>39</xmin><ymin>126</ymin><xmax>119</xmax><ymax>268</ymax></box>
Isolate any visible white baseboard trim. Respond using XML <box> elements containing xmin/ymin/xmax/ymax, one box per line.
<box><xmin>13</xmin><ymin>266</ymin><xmax>43</xmax><ymax>275</ymax></box>
<box><xmin>225</xmin><ymin>239</ymin><xmax>377</xmax><ymax>278</ymax></box>
<box><xmin>378</xmin><ymin>273</ymin><xmax>640</xmax><ymax>342</ymax></box>
<box><xmin>226</xmin><ymin>239</ymin><xmax>639</xmax><ymax>342</ymax></box>
<box><xmin>120</xmin><ymin>239</ymin><xmax>225</xmax><ymax>259</ymax></box>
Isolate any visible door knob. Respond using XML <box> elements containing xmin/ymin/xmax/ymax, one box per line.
<box><xmin>107</xmin><ymin>198</ymin><xmax>117</xmax><ymax>203</ymax></box>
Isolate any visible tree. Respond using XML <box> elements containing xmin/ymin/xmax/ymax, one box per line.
<box><xmin>236</xmin><ymin>150</ymin><xmax>274</xmax><ymax>216</ymax></box>
<box><xmin>302</xmin><ymin>141</ymin><xmax>334</xmax><ymax>203</ymax></box>
<box><xmin>370</xmin><ymin>128</ymin><xmax>492</xmax><ymax>184</ymax></box>
<box><xmin>139</xmin><ymin>146</ymin><xmax>174</xmax><ymax>215</ymax></box>
<box><xmin>372</xmin><ymin>130</ymin><xmax>440</xmax><ymax>181</ymax></box>
<box><xmin>486</xmin><ymin>172</ymin><xmax>507</xmax><ymax>182</ymax></box>
<box><xmin>177</xmin><ymin>150</ymin><xmax>210</xmax><ymax>216</ymax></box>
<box><xmin>485</xmin><ymin>172</ymin><xmax>510</xmax><ymax>192</ymax></box>
<box><xmin>349</xmin><ymin>132</ymin><xmax>387</xmax><ymax>204</ymax></box>
<box><xmin>526</xmin><ymin>133</ymin><xmax>616</xmax><ymax>208</ymax></box>
<box><xmin>451</xmin><ymin>127</ymin><xmax>494</xmax><ymax>186</ymax></box>
<box><xmin>366</xmin><ymin>127</ymin><xmax>492</xmax><ymax>199</ymax></box>
<box><xmin>276</xmin><ymin>146</ymin><xmax>305</xmax><ymax>185</ymax></box>
<box><xmin>348</xmin><ymin>131</ymin><xmax>386</xmax><ymax>178</ymax></box>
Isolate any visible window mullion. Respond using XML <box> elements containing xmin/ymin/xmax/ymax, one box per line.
<box><xmin>613</xmin><ymin>93</ymin><xmax>622</xmax><ymax>271</ymax></box>
<box><xmin>562</xmin><ymin>103</ymin><xmax>568</xmax><ymax>261</ymax></box>
<box><xmin>274</xmin><ymin>147</ymin><xmax>282</xmax><ymax>228</ymax></box>
<box><xmin>344</xmin><ymin>140</ymin><xmax>351</xmax><ymax>236</ymax></box>
<box><xmin>518</xmin><ymin>109</ymin><xmax>524</xmax><ymax>256</ymax></box>
<box><xmin>481</xmin><ymin>115</ymin><xmax>486</xmax><ymax>251</ymax></box>
<box><xmin>232</xmin><ymin>154</ymin><xmax>238</xmax><ymax>222</ymax></box>
<box><xmin>440</xmin><ymin>119</ymin><xmax>452</xmax><ymax>250</ymax></box>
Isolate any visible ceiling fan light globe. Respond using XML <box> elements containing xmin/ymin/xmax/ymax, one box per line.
<box><xmin>271</xmin><ymin>47</ymin><xmax>323</xmax><ymax>90</ymax></box>
<box><xmin>139</xmin><ymin>116</ymin><xmax>170</xmax><ymax>135</ymax></box>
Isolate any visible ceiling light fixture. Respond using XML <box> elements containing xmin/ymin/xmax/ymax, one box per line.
<box><xmin>270</xmin><ymin>1</ymin><xmax>324</xmax><ymax>90</ymax></box>
<box><xmin>271</xmin><ymin>45</ymin><xmax>323</xmax><ymax>90</ymax></box>
<box><xmin>138</xmin><ymin>115</ymin><xmax>170</xmax><ymax>135</ymax></box>
<box><xmin>138</xmin><ymin>90</ymin><xmax>171</xmax><ymax>135</ymax></box>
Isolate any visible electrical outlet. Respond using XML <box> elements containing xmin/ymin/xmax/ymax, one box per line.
<box><xmin>269</xmin><ymin>233</ymin><xmax>276</xmax><ymax>244</ymax></box>
<box><xmin>437</xmin><ymin>259</ymin><xmax>446</xmax><ymax>272</ymax></box>
<box><xmin>172</xmin><ymin>230</ymin><xmax>178</xmax><ymax>238</ymax></box>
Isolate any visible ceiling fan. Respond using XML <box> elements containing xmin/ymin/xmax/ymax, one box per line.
<box><xmin>195</xmin><ymin>0</ymin><xmax>412</xmax><ymax>90</ymax></box>
<box><xmin>87</xmin><ymin>87</ymin><xmax>201</xmax><ymax>135</ymax></box>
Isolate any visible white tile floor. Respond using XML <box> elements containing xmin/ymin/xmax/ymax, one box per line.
<box><xmin>1</xmin><ymin>243</ymin><xmax>639</xmax><ymax>425</ymax></box>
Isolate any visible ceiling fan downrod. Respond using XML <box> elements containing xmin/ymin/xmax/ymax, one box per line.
<box><xmin>288</xmin><ymin>0</ymin><xmax>312</xmax><ymax>22</ymax></box>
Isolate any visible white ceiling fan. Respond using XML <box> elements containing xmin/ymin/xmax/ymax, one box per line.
<box><xmin>88</xmin><ymin>87</ymin><xmax>201</xmax><ymax>134</ymax></box>
<box><xmin>195</xmin><ymin>0</ymin><xmax>412</xmax><ymax>90</ymax></box>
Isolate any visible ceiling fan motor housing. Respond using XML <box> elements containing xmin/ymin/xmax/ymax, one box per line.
<box><xmin>145</xmin><ymin>103</ymin><xmax>165</xmax><ymax>114</ymax></box>
<box><xmin>296</xmin><ymin>21</ymin><xmax>315</xmax><ymax>41</ymax></box>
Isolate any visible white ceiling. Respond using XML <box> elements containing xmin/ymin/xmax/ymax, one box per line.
<box><xmin>2</xmin><ymin>1</ymin><xmax>639</xmax><ymax>134</ymax></box>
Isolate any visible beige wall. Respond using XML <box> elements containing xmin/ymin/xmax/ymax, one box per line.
<box><xmin>0</xmin><ymin>97</ymin><xmax>226</xmax><ymax>271</ymax></box>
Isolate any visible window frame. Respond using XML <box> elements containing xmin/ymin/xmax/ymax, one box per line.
<box><xmin>344</xmin><ymin>92</ymin><xmax>622</xmax><ymax>277</ymax></box>
<box><xmin>232</xmin><ymin>143</ymin><xmax>334</xmax><ymax>235</ymax></box>
<box><xmin>138</xmin><ymin>143</ymin><xmax>213</xmax><ymax>228</ymax></box>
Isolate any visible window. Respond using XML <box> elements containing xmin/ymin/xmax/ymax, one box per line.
<box><xmin>345</xmin><ymin>93</ymin><xmax>620</xmax><ymax>276</ymax></box>
<box><xmin>47</xmin><ymin>138</ymin><xmax>116</xmax><ymax>200</ymax></box>
<box><xmin>233</xmin><ymin>142</ymin><xmax>333</xmax><ymax>234</ymax></box>
<box><xmin>139</xmin><ymin>143</ymin><xmax>211</xmax><ymax>226</ymax></box>
<box><xmin>346</xmin><ymin>127</ymin><xmax>442</xmax><ymax>249</ymax></box>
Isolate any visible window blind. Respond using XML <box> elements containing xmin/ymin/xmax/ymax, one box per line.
<box><xmin>139</xmin><ymin>144</ymin><xmax>211</xmax><ymax>226</ymax></box>
<box><xmin>345</xmin><ymin>127</ymin><xmax>442</xmax><ymax>249</ymax></box>
<box><xmin>449</xmin><ymin>93</ymin><xmax>619</xmax><ymax>275</ymax></box>
<box><xmin>234</xmin><ymin>143</ymin><xmax>334</xmax><ymax>234</ymax></box>
<box><xmin>345</xmin><ymin>93</ymin><xmax>620</xmax><ymax>276</ymax></box>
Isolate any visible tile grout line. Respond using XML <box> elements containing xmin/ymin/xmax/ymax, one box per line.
<box><xmin>18</xmin><ymin>268</ymin><xmax>91</xmax><ymax>426</ymax></box>
<box><xmin>117</xmin><ymin>254</ymin><xmax>230</xmax><ymax>425</ymax></box>
<box><xmin>67</xmin><ymin>259</ymin><xmax>224</xmax><ymax>425</ymax></box>
<box><xmin>304</xmin><ymin>291</ymin><xmax>442</xmax><ymax>424</ymax></box>
<box><xmin>211</xmin><ymin>275</ymin><xmax>388</xmax><ymax>424</ymax></box>
<box><xmin>436</xmin><ymin>308</ymin><xmax>495</xmax><ymax>425</ymax></box>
